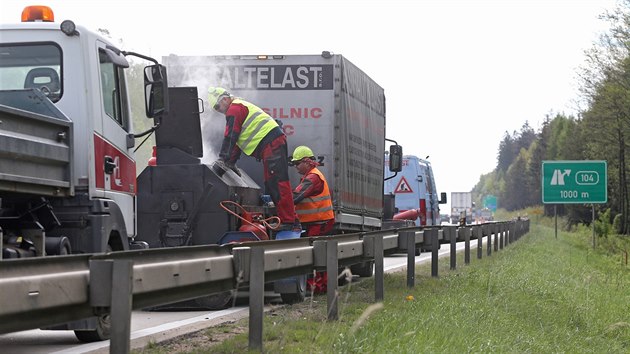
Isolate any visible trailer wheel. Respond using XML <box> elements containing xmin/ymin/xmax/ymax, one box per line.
<box><xmin>74</xmin><ymin>314</ymin><xmax>111</xmax><ymax>342</ymax></box>
<box><xmin>279</xmin><ymin>275</ymin><xmax>306</xmax><ymax>304</ymax></box>
<box><xmin>350</xmin><ymin>261</ymin><xmax>374</xmax><ymax>278</ymax></box>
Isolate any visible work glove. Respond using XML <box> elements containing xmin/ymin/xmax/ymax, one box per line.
<box><xmin>212</xmin><ymin>160</ymin><xmax>229</xmax><ymax>177</ymax></box>
<box><xmin>225</xmin><ymin>161</ymin><xmax>242</xmax><ymax>177</ymax></box>
<box><xmin>214</xmin><ymin>159</ymin><xmax>242</xmax><ymax>177</ymax></box>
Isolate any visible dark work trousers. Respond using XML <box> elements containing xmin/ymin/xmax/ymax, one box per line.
<box><xmin>260</xmin><ymin>135</ymin><xmax>298</xmax><ymax>224</ymax></box>
<box><xmin>304</xmin><ymin>219</ymin><xmax>335</xmax><ymax>237</ymax></box>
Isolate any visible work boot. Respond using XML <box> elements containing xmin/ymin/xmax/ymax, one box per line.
<box><xmin>277</xmin><ymin>223</ymin><xmax>293</xmax><ymax>232</ymax></box>
<box><xmin>277</xmin><ymin>221</ymin><xmax>302</xmax><ymax>232</ymax></box>
<box><xmin>292</xmin><ymin>221</ymin><xmax>302</xmax><ymax>233</ymax></box>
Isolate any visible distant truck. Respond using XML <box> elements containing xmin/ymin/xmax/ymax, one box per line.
<box><xmin>477</xmin><ymin>208</ymin><xmax>494</xmax><ymax>222</ymax></box>
<box><xmin>384</xmin><ymin>155</ymin><xmax>446</xmax><ymax>226</ymax></box>
<box><xmin>450</xmin><ymin>192</ymin><xmax>473</xmax><ymax>224</ymax></box>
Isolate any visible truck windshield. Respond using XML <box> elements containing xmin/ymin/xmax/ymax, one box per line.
<box><xmin>0</xmin><ymin>43</ymin><xmax>62</xmax><ymax>102</ymax></box>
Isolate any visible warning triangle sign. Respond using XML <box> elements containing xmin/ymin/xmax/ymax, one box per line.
<box><xmin>394</xmin><ymin>176</ymin><xmax>413</xmax><ymax>193</ymax></box>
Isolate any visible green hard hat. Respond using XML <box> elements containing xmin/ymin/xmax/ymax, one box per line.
<box><xmin>208</xmin><ymin>87</ymin><xmax>230</xmax><ymax>110</ymax></box>
<box><xmin>291</xmin><ymin>145</ymin><xmax>314</xmax><ymax>162</ymax></box>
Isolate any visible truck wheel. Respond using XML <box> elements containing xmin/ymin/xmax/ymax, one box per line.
<box><xmin>74</xmin><ymin>314</ymin><xmax>111</xmax><ymax>342</ymax></box>
<box><xmin>350</xmin><ymin>261</ymin><xmax>374</xmax><ymax>278</ymax></box>
<box><xmin>193</xmin><ymin>291</ymin><xmax>235</xmax><ymax>310</ymax></box>
<box><xmin>279</xmin><ymin>275</ymin><xmax>306</xmax><ymax>304</ymax></box>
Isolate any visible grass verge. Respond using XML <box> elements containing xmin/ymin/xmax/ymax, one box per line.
<box><xmin>137</xmin><ymin>220</ymin><xmax>630</xmax><ymax>353</ymax></box>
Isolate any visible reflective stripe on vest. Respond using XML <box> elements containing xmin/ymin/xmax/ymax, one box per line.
<box><xmin>233</xmin><ymin>98</ymin><xmax>278</xmax><ymax>155</ymax></box>
<box><xmin>295</xmin><ymin>168</ymin><xmax>335</xmax><ymax>223</ymax></box>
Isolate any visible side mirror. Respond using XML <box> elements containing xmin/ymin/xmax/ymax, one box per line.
<box><xmin>439</xmin><ymin>192</ymin><xmax>447</xmax><ymax>204</ymax></box>
<box><xmin>388</xmin><ymin>144</ymin><xmax>403</xmax><ymax>172</ymax></box>
<box><xmin>144</xmin><ymin>64</ymin><xmax>169</xmax><ymax>118</ymax></box>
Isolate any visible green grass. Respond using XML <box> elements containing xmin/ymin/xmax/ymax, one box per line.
<box><xmin>139</xmin><ymin>219</ymin><xmax>630</xmax><ymax>353</ymax></box>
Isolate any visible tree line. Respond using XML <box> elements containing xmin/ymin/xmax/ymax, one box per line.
<box><xmin>472</xmin><ymin>1</ymin><xmax>630</xmax><ymax>235</ymax></box>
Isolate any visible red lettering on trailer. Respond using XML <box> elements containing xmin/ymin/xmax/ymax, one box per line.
<box><xmin>283</xmin><ymin>125</ymin><xmax>295</xmax><ymax>136</ymax></box>
<box><xmin>262</xmin><ymin>107</ymin><xmax>323</xmax><ymax>119</ymax></box>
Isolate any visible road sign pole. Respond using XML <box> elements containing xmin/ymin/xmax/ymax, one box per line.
<box><xmin>592</xmin><ymin>204</ymin><xmax>596</xmax><ymax>249</ymax></box>
<box><xmin>554</xmin><ymin>205</ymin><xmax>557</xmax><ymax>239</ymax></box>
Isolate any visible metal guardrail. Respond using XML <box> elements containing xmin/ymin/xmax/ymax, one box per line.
<box><xmin>0</xmin><ymin>219</ymin><xmax>530</xmax><ymax>353</ymax></box>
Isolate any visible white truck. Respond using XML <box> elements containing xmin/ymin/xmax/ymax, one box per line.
<box><xmin>0</xmin><ymin>5</ymin><xmax>169</xmax><ymax>341</ymax></box>
<box><xmin>450</xmin><ymin>191</ymin><xmax>473</xmax><ymax>225</ymax></box>
<box><xmin>384</xmin><ymin>155</ymin><xmax>446</xmax><ymax>226</ymax></box>
<box><xmin>0</xmin><ymin>4</ymin><xmax>302</xmax><ymax>334</ymax></box>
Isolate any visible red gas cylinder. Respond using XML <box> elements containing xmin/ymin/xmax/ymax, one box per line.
<box><xmin>239</xmin><ymin>223</ymin><xmax>269</xmax><ymax>241</ymax></box>
<box><xmin>393</xmin><ymin>208</ymin><xmax>421</xmax><ymax>221</ymax></box>
<box><xmin>148</xmin><ymin>146</ymin><xmax>157</xmax><ymax>166</ymax></box>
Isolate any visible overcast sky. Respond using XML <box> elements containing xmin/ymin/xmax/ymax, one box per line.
<box><xmin>0</xmin><ymin>0</ymin><xmax>619</xmax><ymax>211</ymax></box>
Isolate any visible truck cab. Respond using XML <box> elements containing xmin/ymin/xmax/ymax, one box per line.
<box><xmin>384</xmin><ymin>155</ymin><xmax>446</xmax><ymax>226</ymax></box>
<box><xmin>0</xmin><ymin>6</ymin><xmax>168</xmax><ymax>341</ymax></box>
<box><xmin>0</xmin><ymin>6</ymin><xmax>139</xmax><ymax>257</ymax></box>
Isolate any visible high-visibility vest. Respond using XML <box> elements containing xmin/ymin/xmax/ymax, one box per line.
<box><xmin>295</xmin><ymin>168</ymin><xmax>334</xmax><ymax>223</ymax></box>
<box><xmin>233</xmin><ymin>98</ymin><xmax>278</xmax><ymax>155</ymax></box>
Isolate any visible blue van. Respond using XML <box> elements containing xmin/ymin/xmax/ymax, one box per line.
<box><xmin>384</xmin><ymin>155</ymin><xmax>447</xmax><ymax>226</ymax></box>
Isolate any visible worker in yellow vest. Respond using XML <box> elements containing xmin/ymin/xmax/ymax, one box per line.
<box><xmin>208</xmin><ymin>87</ymin><xmax>299</xmax><ymax>231</ymax></box>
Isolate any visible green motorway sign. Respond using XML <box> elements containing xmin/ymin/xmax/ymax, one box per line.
<box><xmin>542</xmin><ymin>160</ymin><xmax>607</xmax><ymax>204</ymax></box>
<box><xmin>483</xmin><ymin>195</ymin><xmax>497</xmax><ymax>212</ymax></box>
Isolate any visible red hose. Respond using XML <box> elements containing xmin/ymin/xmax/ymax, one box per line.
<box><xmin>219</xmin><ymin>200</ymin><xmax>282</xmax><ymax>230</ymax></box>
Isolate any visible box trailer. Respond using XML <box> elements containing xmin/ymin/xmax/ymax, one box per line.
<box><xmin>163</xmin><ymin>52</ymin><xmax>388</xmax><ymax>231</ymax></box>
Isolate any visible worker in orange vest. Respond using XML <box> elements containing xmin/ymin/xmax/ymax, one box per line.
<box><xmin>291</xmin><ymin>145</ymin><xmax>335</xmax><ymax>294</ymax></box>
<box><xmin>291</xmin><ymin>145</ymin><xmax>335</xmax><ymax>236</ymax></box>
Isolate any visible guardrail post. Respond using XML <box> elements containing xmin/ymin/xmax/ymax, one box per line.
<box><xmin>493</xmin><ymin>224</ymin><xmax>499</xmax><ymax>252</ymax></box>
<box><xmin>499</xmin><ymin>223</ymin><xmax>504</xmax><ymax>250</ymax></box>
<box><xmin>403</xmin><ymin>231</ymin><xmax>416</xmax><ymax>288</ymax></box>
<box><xmin>475</xmin><ymin>225</ymin><xmax>483</xmax><ymax>260</ymax></box>
<box><xmin>327</xmin><ymin>240</ymin><xmax>339</xmax><ymax>321</ymax></box>
<box><xmin>463</xmin><ymin>227</ymin><xmax>471</xmax><ymax>265</ymax></box>
<box><xmin>364</xmin><ymin>235</ymin><xmax>384</xmax><ymax>302</ymax></box>
<box><xmin>487</xmin><ymin>224</ymin><xmax>492</xmax><ymax>256</ymax></box>
<box><xmin>505</xmin><ymin>222</ymin><xmax>509</xmax><ymax>244</ymax></box>
<box><xmin>503</xmin><ymin>222</ymin><xmax>510</xmax><ymax>247</ymax></box>
<box><xmin>111</xmin><ymin>260</ymin><xmax>133</xmax><ymax>354</ymax></box>
<box><xmin>89</xmin><ymin>259</ymin><xmax>133</xmax><ymax>354</ymax></box>
<box><xmin>249</xmin><ymin>247</ymin><xmax>264</xmax><ymax>350</ymax></box>
<box><xmin>511</xmin><ymin>222</ymin><xmax>517</xmax><ymax>242</ymax></box>
<box><xmin>505</xmin><ymin>222</ymin><xmax>511</xmax><ymax>245</ymax></box>
<box><xmin>234</xmin><ymin>246</ymin><xmax>264</xmax><ymax>351</ymax></box>
<box><xmin>448</xmin><ymin>226</ymin><xmax>456</xmax><ymax>270</ymax></box>
<box><xmin>430</xmin><ymin>228</ymin><xmax>439</xmax><ymax>277</ymax></box>
<box><xmin>504</xmin><ymin>223</ymin><xmax>508</xmax><ymax>246</ymax></box>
